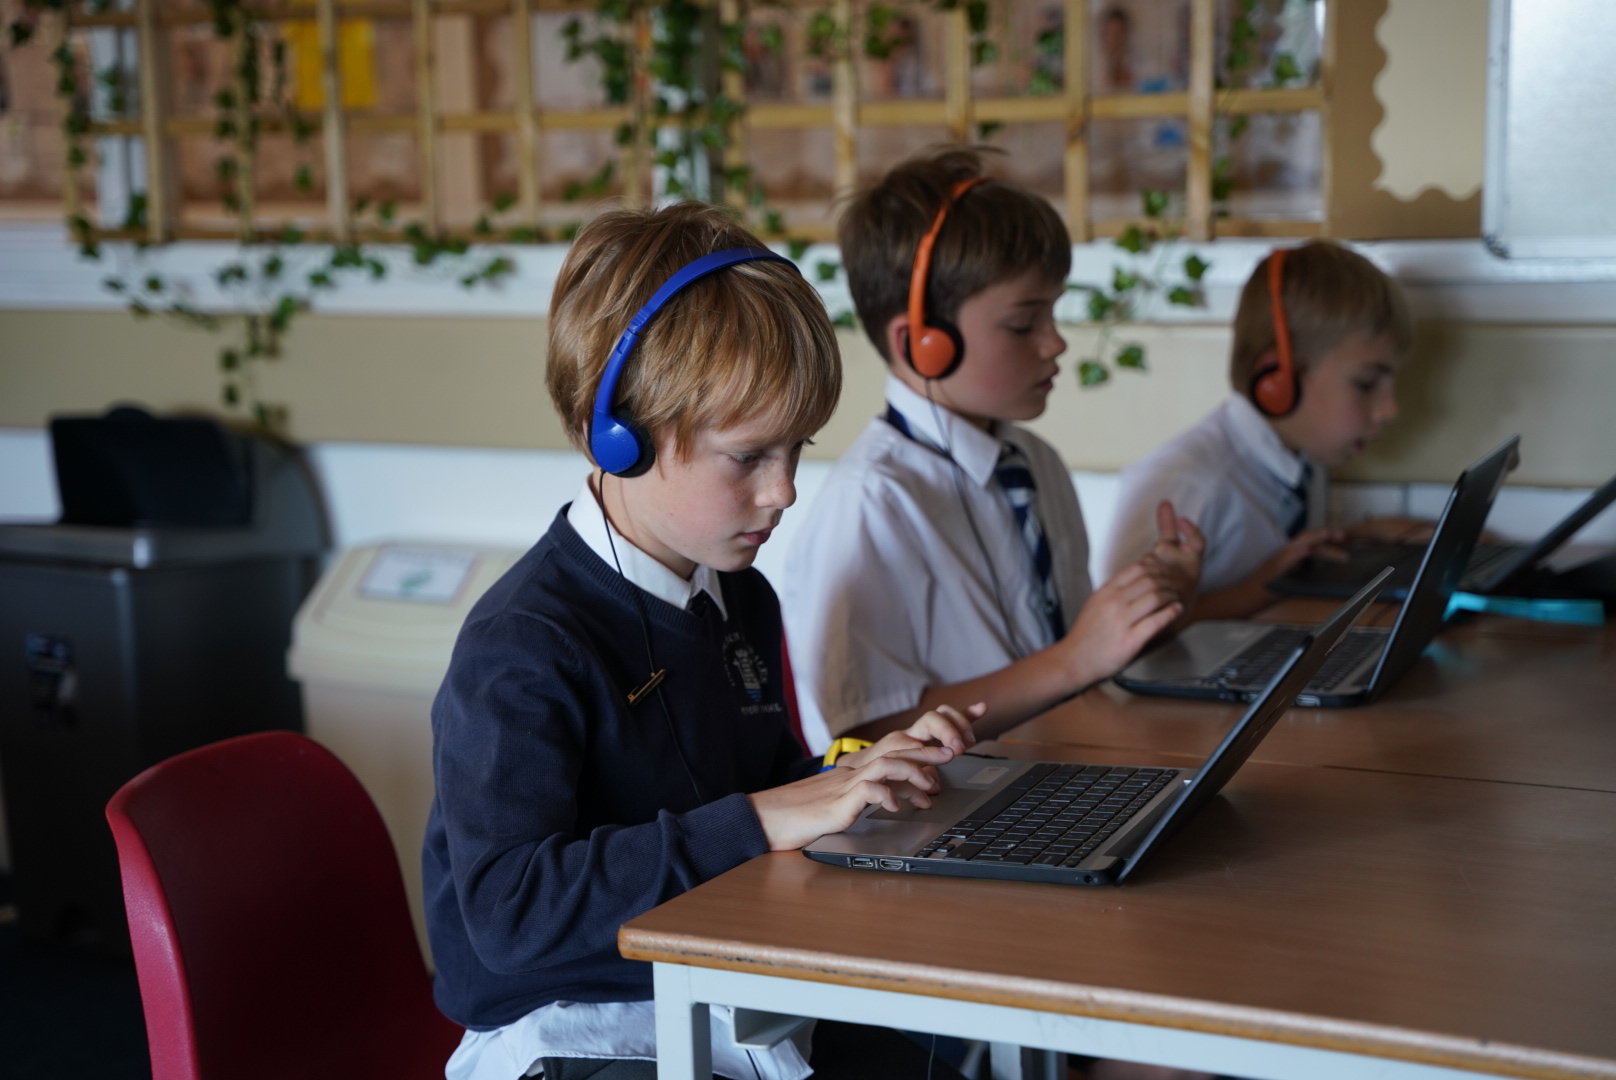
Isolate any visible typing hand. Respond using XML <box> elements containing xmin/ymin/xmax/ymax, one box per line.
<box><xmin>837</xmin><ymin>703</ymin><xmax>983</xmax><ymax>769</ymax></box>
<box><xmin>1139</xmin><ymin>500</ymin><xmax>1206</xmax><ymax>603</ymax></box>
<box><xmin>1259</xmin><ymin>527</ymin><xmax>1349</xmax><ymax>581</ymax></box>
<box><xmin>1062</xmin><ymin>562</ymin><xmax>1182</xmax><ymax>688</ymax></box>
<box><xmin>748</xmin><ymin>749</ymin><xmax>956</xmax><ymax>851</ymax></box>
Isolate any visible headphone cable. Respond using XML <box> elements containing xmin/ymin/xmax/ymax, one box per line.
<box><xmin>597</xmin><ymin>473</ymin><xmax>708</xmax><ymax>806</ymax></box>
<box><xmin>922</xmin><ymin>380</ymin><xmax>1029</xmax><ymax>660</ymax></box>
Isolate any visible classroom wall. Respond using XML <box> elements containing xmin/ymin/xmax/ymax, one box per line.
<box><xmin>3</xmin><ymin>310</ymin><xmax>1615</xmax><ymax>487</ymax></box>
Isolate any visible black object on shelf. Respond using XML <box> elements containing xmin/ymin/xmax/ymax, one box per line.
<box><xmin>0</xmin><ymin>406</ymin><xmax>329</xmax><ymax>955</ymax></box>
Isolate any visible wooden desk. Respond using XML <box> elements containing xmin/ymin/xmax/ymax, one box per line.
<box><xmin>621</xmin><ymin>744</ymin><xmax>1616</xmax><ymax>1080</ymax></box>
<box><xmin>1007</xmin><ymin>607</ymin><xmax>1616</xmax><ymax>792</ymax></box>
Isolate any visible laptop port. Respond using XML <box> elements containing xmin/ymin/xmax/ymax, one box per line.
<box><xmin>877</xmin><ymin>858</ymin><xmax>906</xmax><ymax>870</ymax></box>
<box><xmin>850</xmin><ymin>857</ymin><xmax>875</xmax><ymax>868</ymax></box>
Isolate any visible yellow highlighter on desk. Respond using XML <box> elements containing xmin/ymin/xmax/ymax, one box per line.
<box><xmin>820</xmin><ymin>738</ymin><xmax>872</xmax><ymax>772</ymax></box>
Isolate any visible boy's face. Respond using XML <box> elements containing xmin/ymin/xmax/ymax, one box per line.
<box><xmin>888</xmin><ymin>270</ymin><xmax>1068</xmax><ymax>427</ymax></box>
<box><xmin>1270</xmin><ymin>331</ymin><xmax>1403</xmax><ymax>468</ymax></box>
<box><xmin>606</xmin><ymin>413</ymin><xmax>807</xmax><ymax>579</ymax></box>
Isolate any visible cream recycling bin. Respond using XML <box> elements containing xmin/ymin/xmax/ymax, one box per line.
<box><xmin>288</xmin><ymin>542</ymin><xmax>524</xmax><ymax>964</ymax></box>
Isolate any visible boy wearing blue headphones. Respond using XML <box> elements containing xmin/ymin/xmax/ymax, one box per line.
<box><xmin>1104</xmin><ymin>241</ymin><xmax>1411</xmax><ymax>620</ymax></box>
<box><xmin>422</xmin><ymin>203</ymin><xmax>976</xmax><ymax>1080</ymax></box>
<box><xmin>783</xmin><ymin>147</ymin><xmax>1205</xmax><ymax>753</ymax></box>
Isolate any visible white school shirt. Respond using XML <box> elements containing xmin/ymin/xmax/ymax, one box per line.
<box><xmin>781</xmin><ymin>374</ymin><xmax>1093</xmax><ymax>754</ymax></box>
<box><xmin>1103</xmin><ymin>393</ymin><xmax>1328</xmax><ymax>594</ymax></box>
<box><xmin>443</xmin><ymin>476</ymin><xmax>813</xmax><ymax>1080</ymax></box>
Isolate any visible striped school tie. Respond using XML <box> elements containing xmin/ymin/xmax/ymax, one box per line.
<box><xmin>995</xmin><ymin>442</ymin><xmax>1066</xmax><ymax>644</ymax></box>
<box><xmin>1287</xmin><ymin>461</ymin><xmax>1313</xmax><ymax>538</ymax></box>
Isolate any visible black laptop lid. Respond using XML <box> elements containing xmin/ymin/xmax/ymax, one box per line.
<box><xmin>1474</xmin><ymin>470</ymin><xmax>1616</xmax><ymax>593</ymax></box>
<box><xmin>1116</xmin><ymin>567</ymin><xmax>1394</xmax><ymax>883</ymax></box>
<box><xmin>1365</xmin><ymin>436</ymin><xmax>1520</xmax><ymax>696</ymax></box>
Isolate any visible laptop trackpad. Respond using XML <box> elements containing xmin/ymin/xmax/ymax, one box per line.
<box><xmin>1126</xmin><ymin>621</ymin><xmax>1272</xmax><ymax>680</ymax></box>
<box><xmin>872</xmin><ymin>772</ymin><xmax>995</xmax><ymax>821</ymax></box>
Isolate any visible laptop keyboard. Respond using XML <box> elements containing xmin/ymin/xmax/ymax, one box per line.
<box><xmin>915</xmin><ymin>762</ymin><xmax>1179</xmax><ymax>868</ymax></box>
<box><xmin>1221</xmin><ymin>627</ymin><xmax>1384</xmax><ymax>692</ymax></box>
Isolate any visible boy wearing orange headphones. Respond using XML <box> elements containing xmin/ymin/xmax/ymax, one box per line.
<box><xmin>1104</xmin><ymin>241</ymin><xmax>1412</xmax><ymax>620</ymax></box>
<box><xmin>424</xmin><ymin>203</ymin><xmax>977</xmax><ymax>1080</ymax></box>
<box><xmin>782</xmin><ymin>147</ymin><xmax>1204</xmax><ymax>753</ymax></box>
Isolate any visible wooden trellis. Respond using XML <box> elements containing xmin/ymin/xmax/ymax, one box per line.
<box><xmin>59</xmin><ymin>0</ymin><xmax>1333</xmax><ymax>246</ymax></box>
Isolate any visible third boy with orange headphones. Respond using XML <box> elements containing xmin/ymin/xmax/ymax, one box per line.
<box><xmin>1105</xmin><ymin>241</ymin><xmax>1413</xmax><ymax>621</ymax></box>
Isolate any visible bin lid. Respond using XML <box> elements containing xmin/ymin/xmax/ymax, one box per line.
<box><xmin>288</xmin><ymin>543</ymin><xmax>525</xmax><ymax>695</ymax></box>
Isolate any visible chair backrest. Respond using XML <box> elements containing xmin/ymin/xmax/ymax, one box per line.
<box><xmin>106</xmin><ymin>731</ymin><xmax>462</xmax><ymax>1080</ymax></box>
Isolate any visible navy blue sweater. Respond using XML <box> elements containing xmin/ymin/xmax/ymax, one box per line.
<box><xmin>422</xmin><ymin>508</ymin><xmax>814</xmax><ymax>1030</ymax></box>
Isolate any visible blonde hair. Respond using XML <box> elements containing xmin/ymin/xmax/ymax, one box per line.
<box><xmin>838</xmin><ymin>145</ymin><xmax>1071</xmax><ymax>363</ymax></box>
<box><xmin>1230</xmin><ymin>241</ymin><xmax>1413</xmax><ymax>396</ymax></box>
<box><xmin>547</xmin><ymin>203</ymin><xmax>842</xmax><ymax>462</ymax></box>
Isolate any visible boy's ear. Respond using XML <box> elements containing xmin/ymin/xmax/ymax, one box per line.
<box><xmin>883</xmin><ymin>312</ymin><xmax>910</xmax><ymax>367</ymax></box>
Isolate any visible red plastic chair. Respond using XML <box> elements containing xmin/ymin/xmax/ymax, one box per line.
<box><xmin>106</xmin><ymin>730</ymin><xmax>463</xmax><ymax>1080</ymax></box>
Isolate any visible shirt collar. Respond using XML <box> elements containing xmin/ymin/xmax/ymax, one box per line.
<box><xmin>1222</xmin><ymin>392</ymin><xmax>1311</xmax><ymax>490</ymax></box>
<box><xmin>566</xmin><ymin>475</ymin><xmax>728</xmax><ymax>620</ymax></box>
<box><xmin>884</xmin><ymin>373</ymin><xmax>1005</xmax><ymax>487</ymax></box>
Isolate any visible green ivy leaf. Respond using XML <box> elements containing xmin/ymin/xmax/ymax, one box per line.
<box><xmin>1183</xmin><ymin>254</ymin><xmax>1209</xmax><ymax>281</ymax></box>
<box><xmin>1087</xmin><ymin>292</ymin><xmax>1115</xmax><ymax>322</ymax></box>
<box><xmin>1116</xmin><ymin>343</ymin><xmax>1146</xmax><ymax>370</ymax></box>
<box><xmin>787</xmin><ymin>238</ymin><xmax>811</xmax><ymax>261</ymax></box>
<box><xmin>1167</xmin><ymin>285</ymin><xmax>1200</xmax><ymax>307</ymax></box>
<box><xmin>1271</xmin><ymin>52</ymin><xmax>1301</xmax><ymax>84</ymax></box>
<box><xmin>492</xmin><ymin>191</ymin><xmax>516</xmax><ymax>213</ymax></box>
<box><xmin>294</xmin><ymin>164</ymin><xmax>313</xmax><ymax>192</ymax></box>
<box><xmin>1115</xmin><ymin>224</ymin><xmax>1152</xmax><ymax>255</ymax></box>
<box><xmin>144</xmin><ymin>274</ymin><xmax>163</xmax><ymax>293</ymax></box>
<box><xmin>976</xmin><ymin>120</ymin><xmax>1003</xmax><ymax>140</ymax></box>
<box><xmin>379</xmin><ymin>200</ymin><xmax>397</xmax><ymax>224</ymax></box>
<box><xmin>814</xmin><ymin>260</ymin><xmax>839</xmax><ymax>283</ymax></box>
<box><xmin>832</xmin><ymin>311</ymin><xmax>857</xmax><ymax>329</ymax></box>
<box><xmin>1140</xmin><ymin>189</ymin><xmax>1170</xmax><ymax>219</ymax></box>
<box><xmin>223</xmin><ymin>383</ymin><xmax>240</xmax><ymax>406</ymax></box>
<box><xmin>220</xmin><ymin>349</ymin><xmax>240</xmax><ymax>371</ymax></box>
<box><xmin>1112</xmin><ymin>267</ymin><xmax>1138</xmax><ymax>293</ymax></box>
<box><xmin>1078</xmin><ymin>361</ymin><xmax>1110</xmax><ymax>387</ymax></box>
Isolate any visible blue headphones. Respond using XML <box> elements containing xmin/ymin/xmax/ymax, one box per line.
<box><xmin>589</xmin><ymin>246</ymin><xmax>795</xmax><ymax>477</ymax></box>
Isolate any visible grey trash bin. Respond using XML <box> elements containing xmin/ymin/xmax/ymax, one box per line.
<box><xmin>0</xmin><ymin>407</ymin><xmax>327</xmax><ymax>953</ymax></box>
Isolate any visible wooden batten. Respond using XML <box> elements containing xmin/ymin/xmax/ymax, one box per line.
<box><xmin>412</xmin><ymin>0</ymin><xmax>441</xmax><ymax>232</ymax></box>
<box><xmin>943</xmin><ymin>8</ymin><xmax>970</xmax><ymax>142</ymax></box>
<box><xmin>511</xmin><ymin>0</ymin><xmax>539</xmax><ymax>226</ymax></box>
<box><xmin>831</xmin><ymin>0</ymin><xmax>856</xmax><ymax>197</ymax></box>
<box><xmin>317</xmin><ymin>0</ymin><xmax>352</xmax><ymax>240</ymax></box>
<box><xmin>1063</xmin><ymin>0</ymin><xmax>1088</xmax><ymax>242</ymax></box>
<box><xmin>1184</xmin><ymin>0</ymin><xmax>1214</xmax><ymax>242</ymax></box>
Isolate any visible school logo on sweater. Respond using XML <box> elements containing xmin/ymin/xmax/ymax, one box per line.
<box><xmin>722</xmin><ymin>631</ymin><xmax>772</xmax><ymax>706</ymax></box>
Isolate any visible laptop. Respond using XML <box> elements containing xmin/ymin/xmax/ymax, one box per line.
<box><xmin>1115</xmin><ymin>436</ymin><xmax>1520</xmax><ymax>708</ymax></box>
<box><xmin>804</xmin><ymin>568</ymin><xmax>1392</xmax><ymax>887</ymax></box>
<box><xmin>1274</xmin><ymin>465</ymin><xmax>1616</xmax><ymax>602</ymax></box>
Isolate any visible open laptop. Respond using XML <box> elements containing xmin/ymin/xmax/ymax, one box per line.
<box><xmin>804</xmin><ymin>569</ymin><xmax>1392</xmax><ymax>887</ymax></box>
<box><xmin>1115</xmin><ymin>435</ymin><xmax>1520</xmax><ymax>708</ymax></box>
<box><xmin>1274</xmin><ymin>465</ymin><xmax>1616</xmax><ymax>602</ymax></box>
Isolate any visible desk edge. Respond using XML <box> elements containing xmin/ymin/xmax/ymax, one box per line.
<box><xmin>619</xmin><ymin>928</ymin><xmax>1616</xmax><ymax>1080</ymax></box>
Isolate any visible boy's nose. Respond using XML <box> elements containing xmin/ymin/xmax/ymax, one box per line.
<box><xmin>760</xmin><ymin>466</ymin><xmax>796</xmax><ymax>510</ymax></box>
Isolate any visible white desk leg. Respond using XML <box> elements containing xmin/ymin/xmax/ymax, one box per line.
<box><xmin>654</xmin><ymin>962</ymin><xmax>712</xmax><ymax>1080</ymax></box>
<box><xmin>991</xmin><ymin>1043</ymin><xmax>1066</xmax><ymax>1080</ymax></box>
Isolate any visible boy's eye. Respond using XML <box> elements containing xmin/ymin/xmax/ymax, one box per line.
<box><xmin>1007</xmin><ymin>324</ymin><xmax>1034</xmax><ymax>335</ymax></box>
<box><xmin>730</xmin><ymin>452</ymin><xmax>762</xmax><ymax>466</ymax></box>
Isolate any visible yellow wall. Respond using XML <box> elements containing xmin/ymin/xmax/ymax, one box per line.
<box><xmin>4</xmin><ymin>309</ymin><xmax>1614</xmax><ymax>487</ymax></box>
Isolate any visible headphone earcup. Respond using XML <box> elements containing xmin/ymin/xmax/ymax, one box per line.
<box><xmin>905</xmin><ymin>319</ymin><xmax>965</xmax><ymax>380</ymax></box>
<box><xmin>1250</xmin><ymin>359</ymin><xmax>1300</xmax><ymax>418</ymax></box>
<box><xmin>590</xmin><ymin>414</ymin><xmax>657</xmax><ymax>478</ymax></box>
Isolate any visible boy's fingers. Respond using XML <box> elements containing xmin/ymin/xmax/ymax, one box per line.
<box><xmin>1156</xmin><ymin>500</ymin><xmax>1178</xmax><ymax>541</ymax></box>
<box><xmin>1132</xmin><ymin>602</ymin><xmax>1183</xmax><ymax>644</ymax></box>
<box><xmin>1179</xmin><ymin>516</ymin><xmax>1206</xmax><ymax>553</ymax></box>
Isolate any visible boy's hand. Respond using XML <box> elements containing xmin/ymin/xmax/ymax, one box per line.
<box><xmin>748</xmin><ymin>748</ymin><xmax>957</xmax><ymax>851</ymax></box>
<box><xmin>1257</xmin><ymin>526</ymin><xmax>1349</xmax><ymax>583</ymax></box>
<box><xmin>837</xmin><ymin>702</ymin><xmax>983</xmax><ymax>769</ymax></box>
<box><xmin>1139</xmin><ymin>500</ymin><xmax>1205</xmax><ymax>603</ymax></box>
<box><xmin>1062</xmin><ymin>563</ymin><xmax>1182</xmax><ymax>688</ymax></box>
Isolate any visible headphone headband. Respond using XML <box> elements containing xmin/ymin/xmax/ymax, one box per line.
<box><xmin>590</xmin><ymin>246</ymin><xmax>794</xmax><ymax>477</ymax></box>
<box><xmin>905</xmin><ymin>176</ymin><xmax>985</xmax><ymax>379</ymax></box>
<box><xmin>1252</xmin><ymin>247</ymin><xmax>1300</xmax><ymax>417</ymax></box>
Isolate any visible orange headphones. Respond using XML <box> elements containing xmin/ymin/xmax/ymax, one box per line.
<box><xmin>1251</xmin><ymin>248</ymin><xmax>1300</xmax><ymax>417</ymax></box>
<box><xmin>904</xmin><ymin>176</ymin><xmax>986</xmax><ymax>379</ymax></box>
